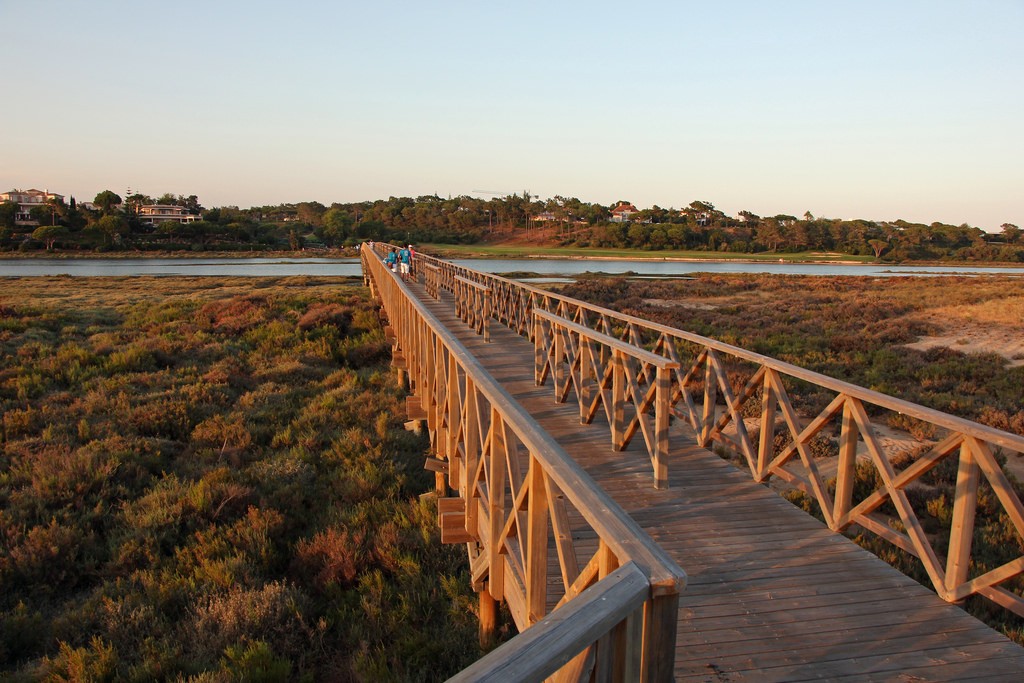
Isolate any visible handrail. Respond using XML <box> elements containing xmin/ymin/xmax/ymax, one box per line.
<box><xmin>361</xmin><ymin>245</ymin><xmax>685</xmax><ymax>681</ymax></box>
<box><xmin>447</xmin><ymin>562</ymin><xmax>649</xmax><ymax>683</ymax></box>
<box><xmin>378</xmin><ymin>242</ymin><xmax>1024</xmax><ymax>617</ymax></box>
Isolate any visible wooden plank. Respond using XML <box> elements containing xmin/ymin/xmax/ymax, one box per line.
<box><xmin>423</xmin><ymin>456</ymin><xmax>448</xmax><ymax>474</ymax></box>
<box><xmin>440</xmin><ymin>516</ymin><xmax>474</xmax><ymax>544</ymax></box>
<box><xmin>437</xmin><ymin>496</ymin><xmax>465</xmax><ymax>516</ymax></box>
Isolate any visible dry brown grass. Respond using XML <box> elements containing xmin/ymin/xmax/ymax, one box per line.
<box><xmin>0</xmin><ymin>275</ymin><xmax>354</xmax><ymax>308</ymax></box>
<box><xmin>926</xmin><ymin>295</ymin><xmax>1024</xmax><ymax>327</ymax></box>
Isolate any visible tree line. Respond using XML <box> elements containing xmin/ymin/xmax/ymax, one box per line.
<box><xmin>3</xmin><ymin>190</ymin><xmax>1021</xmax><ymax>262</ymax></box>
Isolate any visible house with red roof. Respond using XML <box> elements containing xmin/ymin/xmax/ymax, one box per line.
<box><xmin>610</xmin><ymin>202</ymin><xmax>638</xmax><ymax>223</ymax></box>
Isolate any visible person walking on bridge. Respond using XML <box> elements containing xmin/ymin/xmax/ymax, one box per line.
<box><xmin>398</xmin><ymin>245</ymin><xmax>412</xmax><ymax>282</ymax></box>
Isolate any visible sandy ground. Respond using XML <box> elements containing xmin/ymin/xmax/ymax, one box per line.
<box><xmin>903</xmin><ymin>303</ymin><xmax>1024</xmax><ymax>478</ymax></box>
<box><xmin>906</xmin><ymin>325</ymin><xmax>1024</xmax><ymax>368</ymax></box>
<box><xmin>643</xmin><ymin>298</ymin><xmax>718</xmax><ymax>310</ymax></box>
<box><xmin>906</xmin><ymin>296</ymin><xmax>1024</xmax><ymax>368</ymax></box>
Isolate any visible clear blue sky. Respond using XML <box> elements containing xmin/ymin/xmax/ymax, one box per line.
<box><xmin>2</xmin><ymin>0</ymin><xmax>1021</xmax><ymax>230</ymax></box>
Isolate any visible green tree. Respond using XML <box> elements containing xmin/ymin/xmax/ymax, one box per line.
<box><xmin>1</xmin><ymin>200</ymin><xmax>20</xmax><ymax>228</ymax></box>
<box><xmin>738</xmin><ymin>210</ymin><xmax>761</xmax><ymax>227</ymax></box>
<box><xmin>93</xmin><ymin>190</ymin><xmax>122</xmax><ymax>215</ymax></box>
<box><xmin>32</xmin><ymin>224</ymin><xmax>68</xmax><ymax>250</ymax></box>
<box><xmin>868</xmin><ymin>238</ymin><xmax>889</xmax><ymax>258</ymax></box>
<box><xmin>1001</xmin><ymin>223</ymin><xmax>1021</xmax><ymax>244</ymax></box>
<box><xmin>124</xmin><ymin>193</ymin><xmax>152</xmax><ymax>216</ymax></box>
<box><xmin>295</xmin><ymin>201</ymin><xmax>326</xmax><ymax>226</ymax></box>
<box><xmin>94</xmin><ymin>214</ymin><xmax>129</xmax><ymax>245</ymax></box>
<box><xmin>178</xmin><ymin>194</ymin><xmax>203</xmax><ymax>214</ymax></box>
<box><xmin>29</xmin><ymin>206</ymin><xmax>52</xmax><ymax>226</ymax></box>
<box><xmin>319</xmin><ymin>207</ymin><xmax>353</xmax><ymax>245</ymax></box>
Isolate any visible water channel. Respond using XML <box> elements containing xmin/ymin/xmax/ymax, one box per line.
<box><xmin>2</xmin><ymin>256</ymin><xmax>1024</xmax><ymax>278</ymax></box>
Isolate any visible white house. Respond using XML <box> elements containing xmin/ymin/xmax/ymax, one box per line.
<box><xmin>137</xmin><ymin>204</ymin><xmax>199</xmax><ymax>226</ymax></box>
<box><xmin>0</xmin><ymin>188</ymin><xmax>64</xmax><ymax>225</ymax></box>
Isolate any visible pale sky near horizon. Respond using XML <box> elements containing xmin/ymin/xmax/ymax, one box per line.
<box><xmin>2</xmin><ymin>1</ymin><xmax>1021</xmax><ymax>231</ymax></box>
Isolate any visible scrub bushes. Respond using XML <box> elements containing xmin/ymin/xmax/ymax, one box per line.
<box><xmin>0</xmin><ymin>277</ymin><xmax>483</xmax><ymax>680</ymax></box>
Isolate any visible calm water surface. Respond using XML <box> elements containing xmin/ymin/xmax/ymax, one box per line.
<box><xmin>2</xmin><ymin>257</ymin><xmax>1024</xmax><ymax>278</ymax></box>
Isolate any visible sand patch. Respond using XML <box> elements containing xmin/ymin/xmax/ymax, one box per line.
<box><xmin>906</xmin><ymin>324</ymin><xmax>1024</xmax><ymax>368</ymax></box>
<box><xmin>643</xmin><ymin>298</ymin><xmax>718</xmax><ymax>310</ymax></box>
<box><xmin>907</xmin><ymin>296</ymin><xmax>1024</xmax><ymax>367</ymax></box>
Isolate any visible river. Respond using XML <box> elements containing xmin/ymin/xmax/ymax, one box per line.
<box><xmin>2</xmin><ymin>256</ymin><xmax>1024</xmax><ymax>278</ymax></box>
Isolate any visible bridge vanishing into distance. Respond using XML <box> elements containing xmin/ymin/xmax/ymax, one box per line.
<box><xmin>361</xmin><ymin>244</ymin><xmax>1024</xmax><ymax>682</ymax></box>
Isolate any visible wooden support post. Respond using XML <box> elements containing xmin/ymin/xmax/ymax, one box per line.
<box><xmin>479</xmin><ymin>588</ymin><xmax>498</xmax><ymax>650</ymax></box>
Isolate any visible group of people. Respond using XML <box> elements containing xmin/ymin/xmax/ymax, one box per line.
<box><xmin>383</xmin><ymin>244</ymin><xmax>415</xmax><ymax>282</ymax></box>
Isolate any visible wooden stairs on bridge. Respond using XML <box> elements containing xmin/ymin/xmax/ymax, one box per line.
<box><xmin>406</xmin><ymin>278</ymin><xmax>1024</xmax><ymax>682</ymax></box>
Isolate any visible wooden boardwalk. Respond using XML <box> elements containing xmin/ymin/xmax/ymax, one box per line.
<box><xmin>408</xmin><ymin>278</ymin><xmax>1024</xmax><ymax>682</ymax></box>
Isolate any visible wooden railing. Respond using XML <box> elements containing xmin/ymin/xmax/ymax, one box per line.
<box><xmin>373</xmin><ymin>243</ymin><xmax>1024</xmax><ymax>617</ymax></box>
<box><xmin>362</xmin><ymin>245</ymin><xmax>686</xmax><ymax>681</ymax></box>
<box><xmin>423</xmin><ymin>262</ymin><xmax>441</xmax><ymax>300</ymax></box>
<box><xmin>534</xmin><ymin>308</ymin><xmax>677</xmax><ymax>489</ymax></box>
<box><xmin>453</xmin><ymin>274</ymin><xmax>491</xmax><ymax>343</ymax></box>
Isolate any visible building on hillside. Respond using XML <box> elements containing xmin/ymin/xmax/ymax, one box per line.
<box><xmin>137</xmin><ymin>204</ymin><xmax>199</xmax><ymax>227</ymax></box>
<box><xmin>0</xmin><ymin>188</ymin><xmax>64</xmax><ymax>225</ymax></box>
<box><xmin>610</xmin><ymin>203</ymin><xmax>638</xmax><ymax>223</ymax></box>
<box><xmin>534</xmin><ymin>211</ymin><xmax>557</xmax><ymax>222</ymax></box>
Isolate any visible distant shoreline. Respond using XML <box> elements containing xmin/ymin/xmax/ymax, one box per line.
<box><xmin>1</xmin><ymin>247</ymin><xmax>1022</xmax><ymax>270</ymax></box>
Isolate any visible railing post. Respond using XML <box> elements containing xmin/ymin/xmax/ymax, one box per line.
<box><xmin>483</xmin><ymin>288</ymin><xmax>491</xmax><ymax>343</ymax></box>
<box><xmin>642</xmin><ymin>592</ymin><xmax>681</xmax><ymax>682</ymax></box>
<box><xmin>612</xmin><ymin>350</ymin><xmax>625</xmax><ymax>451</ymax></box>
<box><xmin>487</xmin><ymin>408</ymin><xmax>506</xmax><ymax>604</ymax></box>
<box><xmin>526</xmin><ymin>455</ymin><xmax>549</xmax><ymax>625</ymax></box>
<box><xmin>654</xmin><ymin>366</ymin><xmax>670</xmax><ymax>490</ymax></box>
<box><xmin>533</xmin><ymin>312</ymin><xmax>543</xmax><ymax>386</ymax></box>
<box><xmin>946</xmin><ymin>439</ymin><xmax>980</xmax><ymax>601</ymax></box>
<box><xmin>834</xmin><ymin>398</ymin><xmax>858</xmax><ymax>527</ymax></box>
<box><xmin>700</xmin><ymin>352</ymin><xmax>716</xmax><ymax>447</ymax></box>
<box><xmin>580</xmin><ymin>337</ymin><xmax>593</xmax><ymax>425</ymax></box>
<box><xmin>553</xmin><ymin>321</ymin><xmax>565</xmax><ymax>402</ymax></box>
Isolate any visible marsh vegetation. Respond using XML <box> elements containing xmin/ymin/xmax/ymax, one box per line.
<box><xmin>0</xmin><ymin>276</ymin><xmax>485</xmax><ymax>681</ymax></box>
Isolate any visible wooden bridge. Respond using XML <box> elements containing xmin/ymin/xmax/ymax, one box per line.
<box><xmin>362</xmin><ymin>244</ymin><xmax>1024</xmax><ymax>681</ymax></box>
